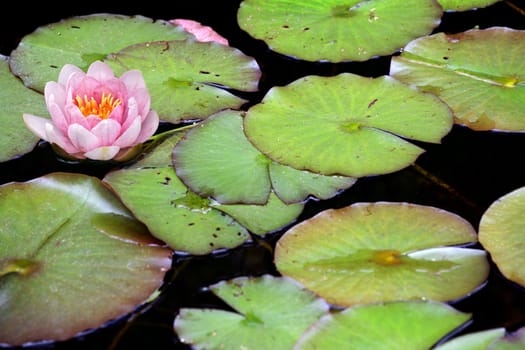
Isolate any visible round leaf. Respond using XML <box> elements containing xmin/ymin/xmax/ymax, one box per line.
<box><xmin>275</xmin><ymin>202</ymin><xmax>489</xmax><ymax>306</ymax></box>
<box><xmin>212</xmin><ymin>192</ymin><xmax>304</xmax><ymax>235</ymax></box>
<box><xmin>9</xmin><ymin>14</ymin><xmax>193</xmax><ymax>92</ymax></box>
<box><xmin>244</xmin><ymin>73</ymin><xmax>453</xmax><ymax>177</ymax></box>
<box><xmin>105</xmin><ymin>40</ymin><xmax>261</xmax><ymax>123</ymax></box>
<box><xmin>174</xmin><ymin>275</ymin><xmax>329</xmax><ymax>350</ymax></box>
<box><xmin>434</xmin><ymin>328</ymin><xmax>506</xmax><ymax>350</ymax></box>
<box><xmin>237</xmin><ymin>0</ymin><xmax>442</xmax><ymax>62</ymax></box>
<box><xmin>173</xmin><ymin>109</ymin><xmax>354</xmax><ymax>205</ymax></box>
<box><xmin>294</xmin><ymin>301</ymin><xmax>471</xmax><ymax>350</ymax></box>
<box><xmin>0</xmin><ymin>173</ymin><xmax>171</xmax><ymax>346</ymax></box>
<box><xmin>0</xmin><ymin>56</ymin><xmax>48</xmax><ymax>162</ymax></box>
<box><xmin>478</xmin><ymin>186</ymin><xmax>525</xmax><ymax>287</ymax></box>
<box><xmin>390</xmin><ymin>27</ymin><xmax>525</xmax><ymax>131</ymax></box>
<box><xmin>488</xmin><ymin>327</ymin><xmax>525</xmax><ymax>350</ymax></box>
<box><xmin>437</xmin><ymin>0</ymin><xmax>501</xmax><ymax>12</ymax></box>
<box><xmin>269</xmin><ymin>161</ymin><xmax>357</xmax><ymax>204</ymax></box>
<box><xmin>173</xmin><ymin>110</ymin><xmax>272</xmax><ymax>204</ymax></box>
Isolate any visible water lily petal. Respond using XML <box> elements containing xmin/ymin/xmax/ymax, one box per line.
<box><xmin>58</xmin><ymin>64</ymin><xmax>84</xmax><ymax>86</ymax></box>
<box><xmin>45</xmin><ymin>123</ymin><xmax>79</xmax><ymax>154</ymax></box>
<box><xmin>108</xmin><ymin>104</ymin><xmax>126</xmax><ymax>124</ymax></box>
<box><xmin>64</xmin><ymin>104</ymin><xmax>91</xmax><ymax>129</ymax></box>
<box><xmin>171</xmin><ymin>19</ymin><xmax>229</xmax><ymax>45</ymax></box>
<box><xmin>114</xmin><ymin>116</ymin><xmax>141</xmax><ymax>147</ymax></box>
<box><xmin>135</xmin><ymin>110</ymin><xmax>159</xmax><ymax>143</ymax></box>
<box><xmin>24</xmin><ymin>60</ymin><xmax>157</xmax><ymax>162</ymax></box>
<box><xmin>90</xmin><ymin>119</ymin><xmax>122</xmax><ymax>145</ymax></box>
<box><xmin>68</xmin><ymin>124</ymin><xmax>101</xmax><ymax>152</ymax></box>
<box><xmin>84</xmin><ymin>145</ymin><xmax>121</xmax><ymax>160</ymax></box>
<box><xmin>22</xmin><ymin>114</ymin><xmax>51</xmax><ymax>141</ymax></box>
<box><xmin>45</xmin><ymin>81</ymin><xmax>67</xmax><ymax>107</ymax></box>
<box><xmin>121</xmin><ymin>97</ymin><xmax>139</xmax><ymax>129</ymax></box>
<box><xmin>120</xmin><ymin>69</ymin><xmax>147</xmax><ymax>91</ymax></box>
<box><xmin>130</xmin><ymin>88</ymin><xmax>151</xmax><ymax>120</ymax></box>
<box><xmin>86</xmin><ymin>61</ymin><xmax>116</xmax><ymax>81</ymax></box>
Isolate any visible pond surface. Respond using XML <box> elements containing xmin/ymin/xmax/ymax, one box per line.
<box><xmin>1</xmin><ymin>1</ymin><xmax>524</xmax><ymax>349</ymax></box>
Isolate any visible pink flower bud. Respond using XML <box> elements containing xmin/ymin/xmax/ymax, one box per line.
<box><xmin>23</xmin><ymin>61</ymin><xmax>159</xmax><ymax>161</ymax></box>
<box><xmin>171</xmin><ymin>19</ymin><xmax>229</xmax><ymax>45</ymax></box>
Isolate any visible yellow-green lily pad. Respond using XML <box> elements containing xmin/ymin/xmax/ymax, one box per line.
<box><xmin>105</xmin><ymin>40</ymin><xmax>260</xmax><ymax>123</ymax></box>
<box><xmin>244</xmin><ymin>73</ymin><xmax>453</xmax><ymax>177</ymax></box>
<box><xmin>434</xmin><ymin>328</ymin><xmax>506</xmax><ymax>350</ymax></box>
<box><xmin>294</xmin><ymin>301</ymin><xmax>471</xmax><ymax>349</ymax></box>
<box><xmin>174</xmin><ymin>275</ymin><xmax>329</xmax><ymax>350</ymax></box>
<box><xmin>237</xmin><ymin>0</ymin><xmax>442</xmax><ymax>62</ymax></box>
<box><xmin>437</xmin><ymin>0</ymin><xmax>501</xmax><ymax>12</ymax></box>
<box><xmin>103</xmin><ymin>129</ymin><xmax>304</xmax><ymax>255</ymax></box>
<box><xmin>0</xmin><ymin>56</ymin><xmax>48</xmax><ymax>162</ymax></box>
<box><xmin>478</xmin><ymin>186</ymin><xmax>525</xmax><ymax>287</ymax></box>
<box><xmin>9</xmin><ymin>14</ymin><xmax>193</xmax><ymax>92</ymax></box>
<box><xmin>275</xmin><ymin>202</ymin><xmax>490</xmax><ymax>306</ymax></box>
<box><xmin>390</xmin><ymin>27</ymin><xmax>525</xmax><ymax>131</ymax></box>
<box><xmin>0</xmin><ymin>173</ymin><xmax>171</xmax><ymax>346</ymax></box>
<box><xmin>173</xmin><ymin>109</ymin><xmax>356</xmax><ymax>204</ymax></box>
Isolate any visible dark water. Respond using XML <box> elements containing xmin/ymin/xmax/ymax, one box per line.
<box><xmin>1</xmin><ymin>1</ymin><xmax>525</xmax><ymax>349</ymax></box>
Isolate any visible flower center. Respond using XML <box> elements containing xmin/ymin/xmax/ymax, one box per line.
<box><xmin>74</xmin><ymin>93</ymin><xmax>121</xmax><ymax>119</ymax></box>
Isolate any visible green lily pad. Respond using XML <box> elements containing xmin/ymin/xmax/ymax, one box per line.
<box><xmin>102</xmin><ymin>132</ymin><xmax>250</xmax><ymax>255</ymax></box>
<box><xmin>489</xmin><ymin>327</ymin><xmax>525</xmax><ymax>350</ymax></box>
<box><xmin>105</xmin><ymin>40</ymin><xmax>260</xmax><ymax>123</ymax></box>
<box><xmin>478</xmin><ymin>186</ymin><xmax>525</xmax><ymax>287</ymax></box>
<box><xmin>275</xmin><ymin>202</ymin><xmax>489</xmax><ymax>306</ymax></box>
<box><xmin>294</xmin><ymin>301</ymin><xmax>471</xmax><ymax>350</ymax></box>
<box><xmin>173</xmin><ymin>109</ymin><xmax>355</xmax><ymax>205</ymax></box>
<box><xmin>173</xmin><ymin>110</ymin><xmax>272</xmax><ymax>204</ymax></box>
<box><xmin>9</xmin><ymin>13</ymin><xmax>193</xmax><ymax>92</ymax></box>
<box><xmin>269</xmin><ymin>161</ymin><xmax>357</xmax><ymax>204</ymax></box>
<box><xmin>0</xmin><ymin>172</ymin><xmax>171</xmax><ymax>346</ymax></box>
<box><xmin>437</xmin><ymin>0</ymin><xmax>501</xmax><ymax>12</ymax></box>
<box><xmin>174</xmin><ymin>275</ymin><xmax>329</xmax><ymax>350</ymax></box>
<box><xmin>104</xmin><ymin>166</ymin><xmax>250</xmax><ymax>255</ymax></box>
<box><xmin>0</xmin><ymin>56</ymin><xmax>48</xmax><ymax>162</ymax></box>
<box><xmin>244</xmin><ymin>73</ymin><xmax>453</xmax><ymax>177</ymax></box>
<box><xmin>434</xmin><ymin>328</ymin><xmax>506</xmax><ymax>350</ymax></box>
<box><xmin>390</xmin><ymin>27</ymin><xmax>525</xmax><ymax>131</ymax></box>
<box><xmin>237</xmin><ymin>0</ymin><xmax>442</xmax><ymax>62</ymax></box>
<box><xmin>104</xmin><ymin>130</ymin><xmax>304</xmax><ymax>255</ymax></box>
<box><xmin>212</xmin><ymin>192</ymin><xmax>304</xmax><ymax>235</ymax></box>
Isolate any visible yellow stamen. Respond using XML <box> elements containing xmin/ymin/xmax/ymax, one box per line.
<box><xmin>74</xmin><ymin>92</ymin><xmax>121</xmax><ymax>119</ymax></box>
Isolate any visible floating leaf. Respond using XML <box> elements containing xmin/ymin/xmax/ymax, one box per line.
<box><xmin>104</xmin><ymin>166</ymin><xmax>250</xmax><ymax>255</ymax></box>
<box><xmin>102</xmin><ymin>132</ymin><xmax>250</xmax><ymax>255</ymax></box>
<box><xmin>488</xmin><ymin>327</ymin><xmax>525</xmax><ymax>350</ymax></box>
<box><xmin>104</xmin><ymin>130</ymin><xmax>303</xmax><ymax>255</ymax></box>
<box><xmin>9</xmin><ymin>14</ymin><xmax>192</xmax><ymax>92</ymax></box>
<box><xmin>294</xmin><ymin>301</ymin><xmax>471</xmax><ymax>350</ymax></box>
<box><xmin>437</xmin><ymin>0</ymin><xmax>501</xmax><ymax>12</ymax></box>
<box><xmin>275</xmin><ymin>202</ymin><xmax>489</xmax><ymax>306</ymax></box>
<box><xmin>0</xmin><ymin>173</ymin><xmax>171</xmax><ymax>346</ymax></box>
<box><xmin>0</xmin><ymin>56</ymin><xmax>48</xmax><ymax>162</ymax></box>
<box><xmin>269</xmin><ymin>161</ymin><xmax>357</xmax><ymax>204</ymax></box>
<box><xmin>173</xmin><ymin>110</ymin><xmax>354</xmax><ymax>205</ymax></box>
<box><xmin>237</xmin><ymin>0</ymin><xmax>442</xmax><ymax>62</ymax></box>
<box><xmin>478</xmin><ymin>186</ymin><xmax>525</xmax><ymax>287</ymax></box>
<box><xmin>212</xmin><ymin>192</ymin><xmax>304</xmax><ymax>235</ymax></box>
<box><xmin>390</xmin><ymin>27</ymin><xmax>525</xmax><ymax>131</ymax></box>
<box><xmin>244</xmin><ymin>73</ymin><xmax>453</xmax><ymax>177</ymax></box>
<box><xmin>173</xmin><ymin>110</ymin><xmax>272</xmax><ymax>204</ymax></box>
<box><xmin>105</xmin><ymin>40</ymin><xmax>261</xmax><ymax>123</ymax></box>
<box><xmin>434</xmin><ymin>328</ymin><xmax>506</xmax><ymax>350</ymax></box>
<box><xmin>174</xmin><ymin>275</ymin><xmax>329</xmax><ymax>350</ymax></box>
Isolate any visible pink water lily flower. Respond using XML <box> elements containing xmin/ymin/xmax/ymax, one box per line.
<box><xmin>170</xmin><ymin>19</ymin><xmax>229</xmax><ymax>45</ymax></box>
<box><xmin>23</xmin><ymin>60</ymin><xmax>159</xmax><ymax>161</ymax></box>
